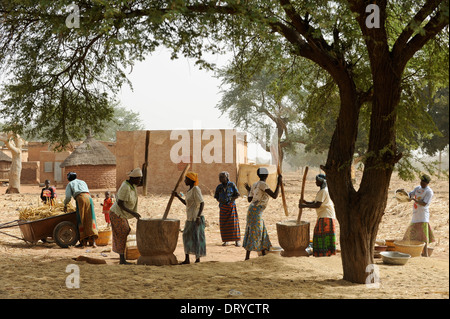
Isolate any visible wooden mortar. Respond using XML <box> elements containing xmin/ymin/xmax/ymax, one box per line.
<box><xmin>276</xmin><ymin>220</ymin><xmax>310</xmax><ymax>257</ymax></box>
<box><xmin>136</xmin><ymin>218</ymin><xmax>180</xmax><ymax>266</ymax></box>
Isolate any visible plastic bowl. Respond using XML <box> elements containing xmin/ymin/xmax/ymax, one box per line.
<box><xmin>380</xmin><ymin>251</ymin><xmax>411</xmax><ymax>265</ymax></box>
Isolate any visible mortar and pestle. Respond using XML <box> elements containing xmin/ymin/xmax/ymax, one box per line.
<box><xmin>136</xmin><ymin>163</ymin><xmax>190</xmax><ymax>266</ymax></box>
<box><xmin>276</xmin><ymin>167</ymin><xmax>310</xmax><ymax>257</ymax></box>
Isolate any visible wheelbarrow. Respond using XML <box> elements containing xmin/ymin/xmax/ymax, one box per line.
<box><xmin>0</xmin><ymin>211</ymin><xmax>80</xmax><ymax>248</ymax></box>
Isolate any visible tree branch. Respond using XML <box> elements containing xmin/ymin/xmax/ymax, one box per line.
<box><xmin>347</xmin><ymin>0</ymin><xmax>390</xmax><ymax>67</ymax></box>
<box><xmin>279</xmin><ymin>0</ymin><xmax>333</xmax><ymax>53</ymax></box>
<box><xmin>0</xmin><ymin>132</ymin><xmax>23</xmax><ymax>155</ymax></box>
<box><xmin>394</xmin><ymin>2</ymin><xmax>449</xmax><ymax>71</ymax></box>
<box><xmin>392</xmin><ymin>0</ymin><xmax>443</xmax><ymax>55</ymax></box>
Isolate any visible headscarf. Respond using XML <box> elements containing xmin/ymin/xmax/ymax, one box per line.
<box><xmin>219</xmin><ymin>171</ymin><xmax>230</xmax><ymax>181</ymax></box>
<box><xmin>128</xmin><ymin>168</ymin><xmax>143</xmax><ymax>177</ymax></box>
<box><xmin>257</xmin><ymin>167</ymin><xmax>269</xmax><ymax>177</ymax></box>
<box><xmin>316</xmin><ymin>174</ymin><xmax>327</xmax><ymax>189</ymax></box>
<box><xmin>186</xmin><ymin>172</ymin><xmax>199</xmax><ymax>186</ymax></box>
<box><xmin>67</xmin><ymin>172</ymin><xmax>77</xmax><ymax>182</ymax></box>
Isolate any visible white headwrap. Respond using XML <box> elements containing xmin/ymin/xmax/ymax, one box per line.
<box><xmin>128</xmin><ymin>168</ymin><xmax>143</xmax><ymax>177</ymax></box>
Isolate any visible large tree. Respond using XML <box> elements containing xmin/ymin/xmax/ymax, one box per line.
<box><xmin>1</xmin><ymin>1</ymin><xmax>448</xmax><ymax>283</ymax></box>
<box><xmin>216</xmin><ymin>61</ymin><xmax>309</xmax><ymax>166</ymax></box>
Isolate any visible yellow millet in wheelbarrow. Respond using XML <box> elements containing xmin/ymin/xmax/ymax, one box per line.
<box><xmin>18</xmin><ymin>200</ymin><xmax>76</xmax><ymax>221</ymax></box>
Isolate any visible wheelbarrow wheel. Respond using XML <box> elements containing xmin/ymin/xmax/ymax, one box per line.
<box><xmin>53</xmin><ymin>221</ymin><xmax>79</xmax><ymax>248</ymax></box>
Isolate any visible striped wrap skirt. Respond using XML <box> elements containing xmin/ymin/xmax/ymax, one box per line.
<box><xmin>75</xmin><ymin>193</ymin><xmax>98</xmax><ymax>242</ymax></box>
<box><xmin>219</xmin><ymin>202</ymin><xmax>241</xmax><ymax>242</ymax></box>
<box><xmin>110</xmin><ymin>212</ymin><xmax>131</xmax><ymax>254</ymax></box>
<box><xmin>402</xmin><ymin>222</ymin><xmax>435</xmax><ymax>244</ymax></box>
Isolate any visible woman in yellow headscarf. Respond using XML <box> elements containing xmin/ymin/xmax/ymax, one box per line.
<box><xmin>173</xmin><ymin>172</ymin><xmax>205</xmax><ymax>264</ymax></box>
<box><xmin>185</xmin><ymin>172</ymin><xmax>199</xmax><ymax>186</ymax></box>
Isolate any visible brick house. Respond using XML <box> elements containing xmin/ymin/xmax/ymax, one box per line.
<box><xmin>60</xmin><ymin>136</ymin><xmax>116</xmax><ymax>190</ymax></box>
<box><xmin>115</xmin><ymin>129</ymin><xmax>249</xmax><ymax>195</ymax></box>
<box><xmin>0</xmin><ymin>151</ymin><xmax>12</xmax><ymax>183</ymax></box>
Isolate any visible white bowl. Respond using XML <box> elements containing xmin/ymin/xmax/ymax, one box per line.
<box><xmin>380</xmin><ymin>251</ymin><xmax>411</xmax><ymax>265</ymax></box>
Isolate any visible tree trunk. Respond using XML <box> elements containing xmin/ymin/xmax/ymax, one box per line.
<box><xmin>329</xmin><ymin>64</ymin><xmax>402</xmax><ymax>284</ymax></box>
<box><xmin>6</xmin><ymin>153</ymin><xmax>22</xmax><ymax>193</ymax></box>
<box><xmin>339</xmin><ymin>214</ymin><xmax>375</xmax><ymax>283</ymax></box>
<box><xmin>337</xmin><ymin>190</ymin><xmax>386</xmax><ymax>283</ymax></box>
<box><xmin>323</xmin><ymin>75</ymin><xmax>367</xmax><ymax>282</ymax></box>
<box><xmin>0</xmin><ymin>133</ymin><xmax>24</xmax><ymax>194</ymax></box>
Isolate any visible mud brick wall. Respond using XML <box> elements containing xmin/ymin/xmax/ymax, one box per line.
<box><xmin>116</xmin><ymin>130</ymin><xmax>247</xmax><ymax>195</ymax></box>
<box><xmin>61</xmin><ymin>165</ymin><xmax>116</xmax><ymax>190</ymax></box>
<box><xmin>20</xmin><ymin>161</ymin><xmax>40</xmax><ymax>185</ymax></box>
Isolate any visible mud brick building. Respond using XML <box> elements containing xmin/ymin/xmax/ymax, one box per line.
<box><xmin>115</xmin><ymin>130</ymin><xmax>249</xmax><ymax>195</ymax></box>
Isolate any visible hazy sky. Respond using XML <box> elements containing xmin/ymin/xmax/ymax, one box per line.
<box><xmin>117</xmin><ymin>47</ymin><xmax>271</xmax><ymax>161</ymax></box>
<box><xmin>118</xmin><ymin>47</ymin><xmax>233</xmax><ymax>130</ymax></box>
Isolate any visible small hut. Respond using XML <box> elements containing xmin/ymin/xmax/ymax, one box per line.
<box><xmin>60</xmin><ymin>136</ymin><xmax>116</xmax><ymax>189</ymax></box>
<box><xmin>0</xmin><ymin>151</ymin><xmax>12</xmax><ymax>182</ymax></box>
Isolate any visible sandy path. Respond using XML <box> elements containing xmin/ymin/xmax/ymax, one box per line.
<box><xmin>0</xmin><ymin>171</ymin><xmax>448</xmax><ymax>300</ymax></box>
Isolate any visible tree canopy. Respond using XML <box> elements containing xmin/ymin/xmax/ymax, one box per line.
<box><xmin>216</xmin><ymin>58</ymin><xmax>310</xmax><ymax>164</ymax></box>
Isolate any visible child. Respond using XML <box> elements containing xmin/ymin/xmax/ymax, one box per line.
<box><xmin>40</xmin><ymin>179</ymin><xmax>55</xmax><ymax>205</ymax></box>
<box><xmin>101</xmin><ymin>191</ymin><xmax>113</xmax><ymax>227</ymax></box>
<box><xmin>173</xmin><ymin>172</ymin><xmax>205</xmax><ymax>264</ymax></box>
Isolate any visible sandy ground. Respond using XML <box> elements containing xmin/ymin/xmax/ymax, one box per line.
<box><xmin>0</xmin><ymin>170</ymin><xmax>448</xmax><ymax>302</ymax></box>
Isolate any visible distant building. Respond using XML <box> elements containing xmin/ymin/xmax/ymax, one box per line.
<box><xmin>0</xmin><ymin>151</ymin><xmax>12</xmax><ymax>182</ymax></box>
<box><xmin>60</xmin><ymin>136</ymin><xmax>116</xmax><ymax>189</ymax></box>
<box><xmin>115</xmin><ymin>130</ymin><xmax>249</xmax><ymax>194</ymax></box>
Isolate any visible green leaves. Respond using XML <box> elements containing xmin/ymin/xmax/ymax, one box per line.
<box><xmin>0</xmin><ymin>0</ymin><xmax>142</xmax><ymax>148</ymax></box>
<box><xmin>0</xmin><ymin>0</ymin><xmax>448</xmax><ymax>164</ymax></box>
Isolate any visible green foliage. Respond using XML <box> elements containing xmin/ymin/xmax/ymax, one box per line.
<box><xmin>93</xmin><ymin>102</ymin><xmax>145</xmax><ymax>141</ymax></box>
<box><xmin>0</xmin><ymin>0</ymin><xmax>159</xmax><ymax>149</ymax></box>
<box><xmin>216</xmin><ymin>57</ymin><xmax>310</xmax><ymax>160</ymax></box>
<box><xmin>0</xmin><ymin>0</ymin><xmax>448</xmax><ymax>172</ymax></box>
<box><xmin>421</xmin><ymin>87</ymin><xmax>449</xmax><ymax>155</ymax></box>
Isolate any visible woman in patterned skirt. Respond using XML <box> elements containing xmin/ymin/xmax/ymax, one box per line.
<box><xmin>299</xmin><ymin>174</ymin><xmax>337</xmax><ymax>257</ymax></box>
<box><xmin>173</xmin><ymin>172</ymin><xmax>206</xmax><ymax>264</ymax></box>
<box><xmin>63</xmin><ymin>172</ymin><xmax>98</xmax><ymax>248</ymax></box>
<box><xmin>214</xmin><ymin>171</ymin><xmax>241</xmax><ymax>247</ymax></box>
<box><xmin>243</xmin><ymin>167</ymin><xmax>282</xmax><ymax>260</ymax></box>
<box><xmin>109</xmin><ymin>168</ymin><xmax>142</xmax><ymax>264</ymax></box>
